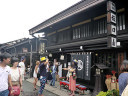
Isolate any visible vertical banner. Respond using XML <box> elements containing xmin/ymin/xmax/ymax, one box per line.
<box><xmin>71</xmin><ymin>53</ymin><xmax>91</xmax><ymax>80</ymax></box>
<box><xmin>107</xmin><ymin>1</ymin><xmax>117</xmax><ymax>48</ymax></box>
<box><xmin>84</xmin><ymin>52</ymin><xmax>91</xmax><ymax>80</ymax></box>
<box><xmin>77</xmin><ymin>54</ymin><xmax>84</xmax><ymax>79</ymax></box>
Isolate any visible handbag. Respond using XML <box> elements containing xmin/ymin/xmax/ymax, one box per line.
<box><xmin>9</xmin><ymin>86</ymin><xmax>20</xmax><ymax>96</ymax></box>
<box><xmin>9</xmin><ymin>68</ymin><xmax>21</xmax><ymax>96</ymax></box>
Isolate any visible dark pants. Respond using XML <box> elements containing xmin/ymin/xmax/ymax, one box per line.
<box><xmin>0</xmin><ymin>89</ymin><xmax>9</xmax><ymax>96</ymax></box>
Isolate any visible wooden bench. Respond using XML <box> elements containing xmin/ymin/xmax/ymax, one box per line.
<box><xmin>77</xmin><ymin>85</ymin><xmax>87</xmax><ymax>94</ymax></box>
<box><xmin>60</xmin><ymin>81</ymin><xmax>87</xmax><ymax>94</ymax></box>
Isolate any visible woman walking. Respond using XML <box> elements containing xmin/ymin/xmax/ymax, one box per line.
<box><xmin>10</xmin><ymin>57</ymin><xmax>22</xmax><ymax>96</ymax></box>
<box><xmin>118</xmin><ymin>60</ymin><xmax>128</xmax><ymax>96</ymax></box>
<box><xmin>38</xmin><ymin>57</ymin><xmax>48</xmax><ymax>96</ymax></box>
<box><xmin>63</xmin><ymin>60</ymin><xmax>77</xmax><ymax>96</ymax></box>
<box><xmin>33</xmin><ymin>61</ymin><xmax>40</xmax><ymax>90</ymax></box>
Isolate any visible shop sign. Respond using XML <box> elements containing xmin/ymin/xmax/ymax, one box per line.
<box><xmin>71</xmin><ymin>52</ymin><xmax>91</xmax><ymax>80</ymax></box>
<box><xmin>107</xmin><ymin>1</ymin><xmax>116</xmax><ymax>12</ymax></box>
<box><xmin>107</xmin><ymin>24</ymin><xmax>117</xmax><ymax>35</ymax></box>
<box><xmin>108</xmin><ymin>36</ymin><xmax>117</xmax><ymax>48</ymax></box>
<box><xmin>22</xmin><ymin>48</ymin><xmax>28</xmax><ymax>53</ymax></box>
<box><xmin>107</xmin><ymin>1</ymin><xmax>117</xmax><ymax>48</ymax></box>
<box><xmin>107</xmin><ymin>12</ymin><xmax>116</xmax><ymax>24</ymax></box>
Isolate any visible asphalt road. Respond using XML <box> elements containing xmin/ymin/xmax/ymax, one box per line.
<box><xmin>21</xmin><ymin>80</ymin><xmax>58</xmax><ymax>96</ymax></box>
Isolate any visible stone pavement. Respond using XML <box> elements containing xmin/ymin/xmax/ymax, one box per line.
<box><xmin>26</xmin><ymin>78</ymin><xmax>92</xmax><ymax>96</ymax></box>
<box><xmin>21</xmin><ymin>80</ymin><xmax>57</xmax><ymax>96</ymax></box>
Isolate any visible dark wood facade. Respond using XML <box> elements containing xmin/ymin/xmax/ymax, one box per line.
<box><xmin>0</xmin><ymin>37</ymin><xmax>47</xmax><ymax>77</ymax></box>
<box><xmin>29</xmin><ymin>0</ymin><xmax>128</xmax><ymax>90</ymax></box>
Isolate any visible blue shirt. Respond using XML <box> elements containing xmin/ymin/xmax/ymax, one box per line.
<box><xmin>118</xmin><ymin>73</ymin><xmax>128</xmax><ymax>95</ymax></box>
<box><xmin>39</xmin><ymin>63</ymin><xmax>46</xmax><ymax>77</ymax></box>
<box><xmin>52</xmin><ymin>65</ymin><xmax>56</xmax><ymax>74</ymax></box>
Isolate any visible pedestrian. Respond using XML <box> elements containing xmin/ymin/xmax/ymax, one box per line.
<box><xmin>9</xmin><ymin>57</ymin><xmax>22</xmax><ymax>96</ymax></box>
<box><xmin>118</xmin><ymin>60</ymin><xmax>128</xmax><ymax>96</ymax></box>
<box><xmin>0</xmin><ymin>52</ymin><xmax>13</xmax><ymax>96</ymax></box>
<box><xmin>19</xmin><ymin>56</ymin><xmax>26</xmax><ymax>81</ymax></box>
<box><xmin>18</xmin><ymin>56</ymin><xmax>26</xmax><ymax>92</ymax></box>
<box><xmin>63</xmin><ymin>59</ymin><xmax>77</xmax><ymax>96</ymax></box>
<box><xmin>33</xmin><ymin>60</ymin><xmax>40</xmax><ymax>91</ymax></box>
<box><xmin>66</xmin><ymin>64</ymin><xmax>71</xmax><ymax>81</ymax></box>
<box><xmin>27</xmin><ymin>65</ymin><xmax>30</xmax><ymax>75</ymax></box>
<box><xmin>46</xmin><ymin>61</ymin><xmax>52</xmax><ymax>84</ymax></box>
<box><xmin>38</xmin><ymin>57</ymin><xmax>48</xmax><ymax>96</ymax></box>
<box><xmin>50</xmin><ymin>59</ymin><xmax>58</xmax><ymax>87</ymax></box>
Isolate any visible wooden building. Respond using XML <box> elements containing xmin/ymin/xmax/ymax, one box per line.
<box><xmin>0</xmin><ymin>37</ymin><xmax>46</xmax><ymax>77</ymax></box>
<box><xmin>29</xmin><ymin>0</ymin><xmax>128</xmax><ymax>90</ymax></box>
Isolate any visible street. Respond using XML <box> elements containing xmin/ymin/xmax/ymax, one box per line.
<box><xmin>21</xmin><ymin>80</ymin><xmax>58</xmax><ymax>96</ymax></box>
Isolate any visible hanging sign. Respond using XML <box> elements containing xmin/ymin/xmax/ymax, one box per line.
<box><xmin>71</xmin><ymin>53</ymin><xmax>91</xmax><ymax>80</ymax></box>
<box><xmin>108</xmin><ymin>36</ymin><xmax>117</xmax><ymax>47</ymax></box>
<box><xmin>107</xmin><ymin>1</ymin><xmax>116</xmax><ymax>12</ymax></box>
<box><xmin>107</xmin><ymin>24</ymin><xmax>117</xmax><ymax>35</ymax></box>
<box><xmin>107</xmin><ymin>1</ymin><xmax>117</xmax><ymax>48</ymax></box>
<box><xmin>107</xmin><ymin>12</ymin><xmax>116</xmax><ymax>24</ymax></box>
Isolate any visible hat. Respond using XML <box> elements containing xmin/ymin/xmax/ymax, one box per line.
<box><xmin>40</xmin><ymin>57</ymin><xmax>46</xmax><ymax>62</ymax></box>
<box><xmin>21</xmin><ymin>56</ymin><xmax>25</xmax><ymax>61</ymax></box>
<box><xmin>73</xmin><ymin>59</ymin><xmax>78</xmax><ymax>63</ymax></box>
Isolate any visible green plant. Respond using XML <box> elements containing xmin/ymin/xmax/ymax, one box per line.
<box><xmin>97</xmin><ymin>89</ymin><xmax>119</xmax><ymax>96</ymax></box>
<box><xmin>96</xmin><ymin>91</ymin><xmax>107</xmax><ymax>96</ymax></box>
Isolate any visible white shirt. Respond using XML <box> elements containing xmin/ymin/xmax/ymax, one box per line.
<box><xmin>19</xmin><ymin>62</ymin><xmax>25</xmax><ymax>75</ymax></box>
<box><xmin>46</xmin><ymin>64</ymin><xmax>49</xmax><ymax>72</ymax></box>
<box><xmin>0</xmin><ymin>65</ymin><xmax>11</xmax><ymax>92</ymax></box>
<box><xmin>10</xmin><ymin>68</ymin><xmax>20</xmax><ymax>82</ymax></box>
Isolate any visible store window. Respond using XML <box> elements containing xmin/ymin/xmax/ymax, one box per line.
<box><xmin>73</xmin><ymin>23</ymin><xmax>91</xmax><ymax>39</ymax></box>
<box><xmin>117</xmin><ymin>13</ymin><xmax>125</xmax><ymax>31</ymax></box>
<box><xmin>94</xmin><ymin>51</ymin><xmax>117</xmax><ymax>69</ymax></box>
<box><xmin>47</xmin><ymin>34</ymin><xmax>56</xmax><ymax>46</ymax></box>
<box><xmin>93</xmin><ymin>18</ymin><xmax>107</xmax><ymax>36</ymax></box>
<box><xmin>58</xmin><ymin>29</ymin><xmax>71</xmax><ymax>43</ymax></box>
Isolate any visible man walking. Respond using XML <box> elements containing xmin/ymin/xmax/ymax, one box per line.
<box><xmin>0</xmin><ymin>52</ymin><xmax>13</xmax><ymax>96</ymax></box>
<box><xmin>50</xmin><ymin>59</ymin><xmax>58</xmax><ymax>87</ymax></box>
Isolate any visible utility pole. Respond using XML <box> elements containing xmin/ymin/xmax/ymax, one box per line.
<box><xmin>29</xmin><ymin>39</ymin><xmax>33</xmax><ymax>77</ymax></box>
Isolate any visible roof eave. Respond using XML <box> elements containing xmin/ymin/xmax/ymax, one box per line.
<box><xmin>29</xmin><ymin>0</ymin><xmax>106</xmax><ymax>35</ymax></box>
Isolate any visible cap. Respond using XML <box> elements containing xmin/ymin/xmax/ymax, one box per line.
<box><xmin>40</xmin><ymin>57</ymin><xmax>46</xmax><ymax>62</ymax></box>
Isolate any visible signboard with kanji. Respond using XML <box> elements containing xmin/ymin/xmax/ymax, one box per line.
<box><xmin>107</xmin><ymin>1</ymin><xmax>117</xmax><ymax>48</ymax></box>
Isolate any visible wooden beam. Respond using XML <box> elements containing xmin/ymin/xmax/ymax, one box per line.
<box><xmin>57</xmin><ymin>26</ymin><xmax>70</xmax><ymax>32</ymax></box>
<box><xmin>47</xmin><ymin>31</ymin><xmax>56</xmax><ymax>36</ymax></box>
<box><xmin>117</xmin><ymin>8</ymin><xmax>125</xmax><ymax>13</ymax></box>
<box><xmin>72</xmin><ymin>19</ymin><xmax>91</xmax><ymax>27</ymax></box>
<box><xmin>93</xmin><ymin>14</ymin><xmax>107</xmax><ymax>21</ymax></box>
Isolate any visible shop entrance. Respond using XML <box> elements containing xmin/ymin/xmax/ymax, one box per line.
<box><xmin>118</xmin><ymin>52</ymin><xmax>124</xmax><ymax>74</ymax></box>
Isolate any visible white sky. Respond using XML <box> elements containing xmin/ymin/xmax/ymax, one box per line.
<box><xmin>0</xmin><ymin>0</ymin><xmax>81</xmax><ymax>44</ymax></box>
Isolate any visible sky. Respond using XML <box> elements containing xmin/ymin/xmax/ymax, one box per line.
<box><xmin>0</xmin><ymin>0</ymin><xmax>81</xmax><ymax>44</ymax></box>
